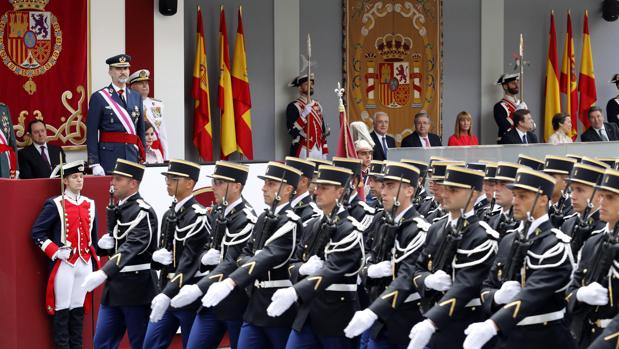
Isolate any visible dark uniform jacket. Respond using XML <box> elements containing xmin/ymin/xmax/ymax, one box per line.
<box><xmin>561</xmin><ymin>210</ymin><xmax>606</xmax><ymax>256</ymax></box>
<box><xmin>291</xmin><ymin>191</ymin><xmax>321</xmax><ymax>226</ymax></box>
<box><xmin>484</xmin><ymin>207</ymin><xmax>519</xmax><ymax>241</ymax></box>
<box><xmin>347</xmin><ymin>192</ymin><xmax>375</xmax><ymax>232</ymax></box>
<box><xmin>548</xmin><ymin>196</ymin><xmax>575</xmax><ymax>228</ymax></box>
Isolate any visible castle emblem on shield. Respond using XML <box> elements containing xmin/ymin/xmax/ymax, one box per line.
<box><xmin>0</xmin><ymin>0</ymin><xmax>62</xmax><ymax>94</ymax></box>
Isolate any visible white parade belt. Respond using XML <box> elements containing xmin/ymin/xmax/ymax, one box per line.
<box><xmin>595</xmin><ymin>319</ymin><xmax>612</xmax><ymax>329</ymax></box>
<box><xmin>404</xmin><ymin>292</ymin><xmax>421</xmax><ymax>303</ymax></box>
<box><xmin>254</xmin><ymin>279</ymin><xmax>293</xmax><ymax>288</ymax></box>
<box><xmin>120</xmin><ymin>263</ymin><xmax>151</xmax><ymax>273</ymax></box>
<box><xmin>465</xmin><ymin>298</ymin><xmax>481</xmax><ymax>307</ymax></box>
<box><xmin>325</xmin><ymin>284</ymin><xmax>357</xmax><ymax>292</ymax></box>
<box><xmin>194</xmin><ymin>270</ymin><xmax>210</xmax><ymax>277</ymax></box>
<box><xmin>517</xmin><ymin>308</ymin><xmax>565</xmax><ymax>326</ymax></box>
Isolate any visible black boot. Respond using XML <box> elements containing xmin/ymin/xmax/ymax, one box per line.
<box><xmin>53</xmin><ymin>309</ymin><xmax>70</xmax><ymax>349</ymax></box>
<box><xmin>68</xmin><ymin>307</ymin><xmax>84</xmax><ymax>349</ymax></box>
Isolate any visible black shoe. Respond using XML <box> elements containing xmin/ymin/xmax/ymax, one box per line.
<box><xmin>53</xmin><ymin>309</ymin><xmax>70</xmax><ymax>349</ymax></box>
<box><xmin>69</xmin><ymin>307</ymin><xmax>84</xmax><ymax>349</ymax></box>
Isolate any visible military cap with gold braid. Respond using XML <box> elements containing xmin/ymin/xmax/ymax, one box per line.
<box><xmin>566</xmin><ymin>154</ymin><xmax>584</xmax><ymax>163</ymax></box>
<box><xmin>480</xmin><ymin>161</ymin><xmax>498</xmax><ymax>180</ymax></box>
<box><xmin>543</xmin><ymin>155</ymin><xmax>576</xmax><ymax>175</ymax></box>
<box><xmin>112</xmin><ymin>159</ymin><xmax>145</xmax><ymax>181</ymax></box>
<box><xmin>567</xmin><ymin>163</ymin><xmax>606</xmax><ymax>187</ymax></box>
<box><xmin>597</xmin><ymin>169</ymin><xmax>619</xmax><ymax>194</ymax></box>
<box><xmin>596</xmin><ymin>158</ymin><xmax>619</xmax><ymax>169</ymax></box>
<box><xmin>382</xmin><ymin>161</ymin><xmax>420</xmax><ymax>185</ymax></box>
<box><xmin>402</xmin><ymin>159</ymin><xmax>429</xmax><ymax>178</ymax></box>
<box><xmin>368</xmin><ymin>160</ymin><xmax>385</xmax><ymax>178</ymax></box>
<box><xmin>106</xmin><ymin>54</ymin><xmax>131</xmax><ymax>67</ymax></box>
<box><xmin>466</xmin><ymin>162</ymin><xmax>486</xmax><ymax>172</ymax></box>
<box><xmin>258</xmin><ymin>161</ymin><xmax>302</xmax><ymax>188</ymax></box>
<box><xmin>431</xmin><ymin>161</ymin><xmax>465</xmax><ymax>182</ymax></box>
<box><xmin>285</xmin><ymin>156</ymin><xmax>315</xmax><ymax>179</ymax></box>
<box><xmin>517</xmin><ymin>154</ymin><xmax>544</xmax><ymax>171</ymax></box>
<box><xmin>508</xmin><ymin>168</ymin><xmax>556</xmax><ymax>198</ymax></box>
<box><xmin>129</xmin><ymin>69</ymin><xmax>150</xmax><ymax>84</ymax></box>
<box><xmin>442</xmin><ymin>166</ymin><xmax>485</xmax><ymax>191</ymax></box>
<box><xmin>333</xmin><ymin>157</ymin><xmax>363</xmax><ymax>176</ymax></box>
<box><xmin>161</xmin><ymin>159</ymin><xmax>201</xmax><ymax>182</ymax></box>
<box><xmin>494</xmin><ymin>162</ymin><xmax>525</xmax><ymax>182</ymax></box>
<box><xmin>309</xmin><ymin>158</ymin><xmax>332</xmax><ymax>175</ymax></box>
<box><xmin>314</xmin><ymin>165</ymin><xmax>353</xmax><ymax>187</ymax></box>
<box><xmin>207</xmin><ymin>161</ymin><xmax>249</xmax><ymax>185</ymax></box>
<box><xmin>581</xmin><ymin>156</ymin><xmax>610</xmax><ymax>170</ymax></box>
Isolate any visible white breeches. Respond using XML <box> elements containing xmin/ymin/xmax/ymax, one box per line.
<box><xmin>54</xmin><ymin>258</ymin><xmax>92</xmax><ymax>311</ymax></box>
<box><xmin>298</xmin><ymin>145</ymin><xmax>325</xmax><ymax>160</ymax></box>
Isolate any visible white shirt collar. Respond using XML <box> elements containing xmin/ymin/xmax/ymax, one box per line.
<box><xmin>394</xmin><ymin>204</ymin><xmax>413</xmax><ymax>223</ymax></box>
<box><xmin>34</xmin><ymin>142</ymin><xmax>48</xmax><ymax>151</ymax></box>
<box><xmin>174</xmin><ymin>195</ymin><xmax>193</xmax><ymax>212</ymax></box>
<box><xmin>111</xmin><ymin>83</ymin><xmax>127</xmax><ymax>93</ymax></box>
<box><xmin>119</xmin><ymin>191</ymin><xmax>138</xmax><ymax>206</ymax></box>
<box><xmin>418</xmin><ymin>133</ymin><xmax>430</xmax><ymax>147</ymax></box>
<box><xmin>475</xmin><ymin>193</ymin><xmax>487</xmax><ymax>205</ymax></box>
<box><xmin>291</xmin><ymin>191</ymin><xmax>310</xmax><ymax>208</ymax></box>
<box><xmin>447</xmin><ymin>209</ymin><xmax>475</xmax><ymax>227</ymax></box>
<box><xmin>224</xmin><ymin>197</ymin><xmax>243</xmax><ymax>217</ymax></box>
<box><xmin>526</xmin><ymin>213</ymin><xmax>549</xmax><ymax>238</ymax></box>
<box><xmin>515</xmin><ymin>128</ymin><xmax>527</xmax><ymax>139</ymax></box>
<box><xmin>274</xmin><ymin>201</ymin><xmax>289</xmax><ymax>215</ymax></box>
<box><xmin>64</xmin><ymin>189</ymin><xmax>80</xmax><ymax>202</ymax></box>
<box><xmin>348</xmin><ymin>191</ymin><xmax>358</xmax><ymax>204</ymax></box>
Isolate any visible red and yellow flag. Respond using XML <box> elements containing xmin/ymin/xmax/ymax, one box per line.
<box><xmin>578</xmin><ymin>10</ymin><xmax>596</xmax><ymax>129</ymax></box>
<box><xmin>543</xmin><ymin>11</ymin><xmax>561</xmax><ymax>142</ymax></box>
<box><xmin>192</xmin><ymin>6</ymin><xmax>213</xmax><ymax>161</ymax></box>
<box><xmin>219</xmin><ymin>6</ymin><xmax>237</xmax><ymax>159</ymax></box>
<box><xmin>559</xmin><ymin>11</ymin><xmax>578</xmax><ymax>139</ymax></box>
<box><xmin>231</xmin><ymin>7</ymin><xmax>254</xmax><ymax>160</ymax></box>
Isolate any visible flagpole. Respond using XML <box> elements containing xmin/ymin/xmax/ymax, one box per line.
<box><xmin>334</xmin><ymin>82</ymin><xmax>347</xmax><ymax>157</ymax></box>
<box><xmin>305</xmin><ymin>34</ymin><xmax>312</xmax><ymax>158</ymax></box>
<box><xmin>519</xmin><ymin>33</ymin><xmax>525</xmax><ymax>103</ymax></box>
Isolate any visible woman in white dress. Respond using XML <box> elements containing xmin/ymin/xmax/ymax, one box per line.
<box><xmin>547</xmin><ymin>113</ymin><xmax>574</xmax><ymax>144</ymax></box>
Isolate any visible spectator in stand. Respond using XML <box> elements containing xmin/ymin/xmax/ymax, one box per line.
<box><xmin>448</xmin><ymin>111</ymin><xmax>479</xmax><ymax>146</ymax></box>
<box><xmin>547</xmin><ymin>113</ymin><xmax>574</xmax><ymax>145</ymax></box>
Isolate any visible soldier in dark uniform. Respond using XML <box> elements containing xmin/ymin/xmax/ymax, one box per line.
<box><xmin>463</xmin><ymin>168</ymin><xmax>576</xmax><ymax>349</ymax></box>
<box><xmin>0</xmin><ymin>102</ymin><xmax>17</xmax><ymax>178</ymax></box>
<box><xmin>345</xmin><ymin>162</ymin><xmax>430</xmax><ymax>349</ymax></box>
<box><xmin>424</xmin><ymin>161</ymin><xmax>465</xmax><ymax>223</ymax></box>
<box><xmin>170</xmin><ymin>161</ymin><xmax>256</xmax><ymax>349</ymax></box>
<box><xmin>606</xmin><ymin>74</ymin><xmax>619</xmax><ymax>127</ymax></box>
<box><xmin>366</xmin><ymin>160</ymin><xmax>386</xmax><ymax>208</ymax></box>
<box><xmin>544</xmin><ymin>155</ymin><xmax>577</xmax><ymax>227</ymax></box>
<box><xmin>31</xmin><ymin>160</ymin><xmax>99</xmax><ymax>349</ymax></box>
<box><xmin>560</xmin><ymin>162</ymin><xmax>607</xmax><ymax>255</ymax></box>
<box><xmin>401</xmin><ymin>159</ymin><xmax>431</xmax><ymax>216</ymax></box>
<box><xmin>467</xmin><ymin>163</ymin><xmax>491</xmax><ymax>218</ymax></box>
<box><xmin>267</xmin><ymin>165</ymin><xmax>365</xmax><ymax>348</ymax></box>
<box><xmin>566</xmin><ymin>168</ymin><xmax>619</xmax><ymax>348</ymax></box>
<box><xmin>308</xmin><ymin>158</ymin><xmax>333</xmax><ymax>198</ymax></box>
<box><xmin>517</xmin><ymin>154</ymin><xmax>545</xmax><ymax>171</ymax></box>
<box><xmin>286</xmin><ymin>157</ymin><xmax>322</xmax><ymax>225</ymax></box>
<box><xmin>198</xmin><ymin>162</ymin><xmax>302</xmax><ymax>349</ymax></box>
<box><xmin>81</xmin><ymin>159</ymin><xmax>158</xmax><ymax>349</ymax></box>
<box><xmin>494</xmin><ymin>73</ymin><xmax>528</xmax><ymax>142</ymax></box>
<box><xmin>142</xmin><ymin>160</ymin><xmax>209</xmax><ymax>348</ymax></box>
<box><xmin>483</xmin><ymin>162</ymin><xmax>523</xmax><ymax>239</ymax></box>
<box><xmin>333</xmin><ymin>156</ymin><xmax>376</xmax><ymax>230</ymax></box>
<box><xmin>86</xmin><ymin>54</ymin><xmax>145</xmax><ymax>175</ymax></box>
<box><xmin>479</xmin><ymin>161</ymin><xmax>499</xmax><ymax>216</ymax></box>
<box><xmin>408</xmin><ymin>166</ymin><xmax>498</xmax><ymax>349</ymax></box>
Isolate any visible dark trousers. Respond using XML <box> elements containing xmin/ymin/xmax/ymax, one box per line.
<box><xmin>368</xmin><ymin>334</ymin><xmax>408</xmax><ymax>349</ymax></box>
<box><xmin>186</xmin><ymin>309</ymin><xmax>242</xmax><ymax>349</ymax></box>
<box><xmin>285</xmin><ymin>322</ymin><xmax>355</xmax><ymax>349</ymax></box>
<box><xmin>93</xmin><ymin>304</ymin><xmax>149</xmax><ymax>349</ymax></box>
<box><xmin>495</xmin><ymin>320</ymin><xmax>578</xmax><ymax>349</ymax></box>
<box><xmin>142</xmin><ymin>309</ymin><xmax>196</xmax><ymax>349</ymax></box>
<box><xmin>236</xmin><ymin>322</ymin><xmax>291</xmax><ymax>349</ymax></box>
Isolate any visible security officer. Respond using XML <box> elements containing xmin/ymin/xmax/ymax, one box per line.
<box><xmin>494</xmin><ymin>73</ymin><xmax>528</xmax><ymax>142</ymax></box>
<box><xmin>31</xmin><ymin>160</ymin><xmax>99</xmax><ymax>349</ymax></box>
<box><xmin>333</xmin><ymin>157</ymin><xmax>376</xmax><ymax>230</ymax></box>
<box><xmin>345</xmin><ymin>162</ymin><xmax>430</xmax><ymax>349</ymax></box>
<box><xmin>198</xmin><ymin>162</ymin><xmax>302</xmax><ymax>349</ymax></box>
<box><xmin>286</xmin><ymin>157</ymin><xmax>322</xmax><ymax>225</ymax></box>
<box><xmin>544</xmin><ymin>155</ymin><xmax>577</xmax><ymax>227</ymax></box>
<box><xmin>87</xmin><ymin>54</ymin><xmax>145</xmax><ymax>175</ymax></box>
<box><xmin>268</xmin><ymin>165</ymin><xmax>365</xmax><ymax>348</ymax></box>
<box><xmin>483</xmin><ymin>162</ymin><xmax>524</xmax><ymax>239</ymax></box>
<box><xmin>142</xmin><ymin>160</ymin><xmax>209</xmax><ymax>348</ymax></box>
<box><xmin>170</xmin><ymin>161</ymin><xmax>256</xmax><ymax>349</ymax></box>
<box><xmin>0</xmin><ymin>102</ymin><xmax>17</xmax><ymax>178</ymax></box>
<box><xmin>463</xmin><ymin>167</ymin><xmax>576</xmax><ymax>349</ymax></box>
<box><xmin>408</xmin><ymin>166</ymin><xmax>498</xmax><ymax>349</ymax></box>
<box><xmin>81</xmin><ymin>159</ymin><xmax>158</xmax><ymax>349</ymax></box>
<box><xmin>129</xmin><ymin>68</ymin><xmax>169</xmax><ymax>160</ymax></box>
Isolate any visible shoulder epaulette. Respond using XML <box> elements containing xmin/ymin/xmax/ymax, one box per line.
<box><xmin>192</xmin><ymin>204</ymin><xmax>208</xmax><ymax>215</ymax></box>
<box><xmin>413</xmin><ymin>216</ymin><xmax>431</xmax><ymax>231</ymax></box>
<box><xmin>358</xmin><ymin>201</ymin><xmax>376</xmax><ymax>214</ymax></box>
<box><xmin>243</xmin><ymin>207</ymin><xmax>258</xmax><ymax>223</ymax></box>
<box><xmin>136</xmin><ymin>199</ymin><xmax>151</xmax><ymax>210</ymax></box>
<box><xmin>285</xmin><ymin>210</ymin><xmax>300</xmax><ymax>222</ymax></box>
<box><xmin>551</xmin><ymin>228</ymin><xmax>571</xmax><ymax>243</ymax></box>
<box><xmin>479</xmin><ymin>220</ymin><xmax>500</xmax><ymax>240</ymax></box>
<box><xmin>347</xmin><ymin>216</ymin><xmax>365</xmax><ymax>231</ymax></box>
<box><xmin>432</xmin><ymin>213</ymin><xmax>449</xmax><ymax>223</ymax></box>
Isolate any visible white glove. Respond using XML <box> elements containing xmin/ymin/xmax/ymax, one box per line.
<box><xmin>92</xmin><ymin>164</ymin><xmax>105</xmax><ymax>176</ymax></box>
<box><xmin>267</xmin><ymin>287</ymin><xmax>298</xmax><ymax>317</ymax></box>
<box><xmin>367</xmin><ymin>261</ymin><xmax>392</xmax><ymax>279</ymax></box>
<box><xmin>98</xmin><ymin>234</ymin><xmax>115</xmax><ymax>250</ymax></box>
<box><xmin>301</xmin><ymin>102</ymin><xmax>314</xmax><ymax>117</ymax></box>
<box><xmin>463</xmin><ymin>320</ymin><xmax>498</xmax><ymax>349</ymax></box>
<box><xmin>407</xmin><ymin>319</ymin><xmax>436</xmax><ymax>349</ymax></box>
<box><xmin>423</xmin><ymin>270</ymin><xmax>452</xmax><ymax>291</ymax></box>
<box><xmin>81</xmin><ymin>270</ymin><xmax>107</xmax><ymax>292</ymax></box>
<box><xmin>53</xmin><ymin>247</ymin><xmax>71</xmax><ymax>261</ymax></box>
<box><xmin>344</xmin><ymin>309</ymin><xmax>378</xmax><ymax>338</ymax></box>
<box><xmin>202</xmin><ymin>279</ymin><xmax>234</xmax><ymax>307</ymax></box>
<box><xmin>299</xmin><ymin>255</ymin><xmax>324</xmax><ymax>276</ymax></box>
<box><xmin>494</xmin><ymin>281</ymin><xmax>521</xmax><ymax>305</ymax></box>
<box><xmin>152</xmin><ymin>248</ymin><xmax>173</xmax><ymax>265</ymax></box>
<box><xmin>171</xmin><ymin>284</ymin><xmax>203</xmax><ymax>308</ymax></box>
<box><xmin>576</xmin><ymin>282</ymin><xmax>609</xmax><ymax>306</ymax></box>
<box><xmin>201</xmin><ymin>248</ymin><xmax>221</xmax><ymax>266</ymax></box>
<box><xmin>149</xmin><ymin>294</ymin><xmax>171</xmax><ymax>323</ymax></box>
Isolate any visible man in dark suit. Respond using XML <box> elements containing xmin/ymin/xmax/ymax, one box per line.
<box><xmin>369</xmin><ymin>111</ymin><xmax>395</xmax><ymax>160</ymax></box>
<box><xmin>581</xmin><ymin>105</ymin><xmax>619</xmax><ymax>142</ymax></box>
<box><xmin>499</xmin><ymin>109</ymin><xmax>539</xmax><ymax>144</ymax></box>
<box><xmin>18</xmin><ymin>119</ymin><xmax>65</xmax><ymax>179</ymax></box>
<box><xmin>401</xmin><ymin>111</ymin><xmax>442</xmax><ymax>148</ymax></box>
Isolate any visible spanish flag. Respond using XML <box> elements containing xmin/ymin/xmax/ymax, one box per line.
<box><xmin>543</xmin><ymin>11</ymin><xmax>561</xmax><ymax>142</ymax></box>
<box><xmin>578</xmin><ymin>10</ymin><xmax>596</xmax><ymax>129</ymax></box>
<box><xmin>219</xmin><ymin>6</ymin><xmax>237</xmax><ymax>159</ymax></box>
<box><xmin>192</xmin><ymin>6</ymin><xmax>213</xmax><ymax>161</ymax></box>
<box><xmin>559</xmin><ymin>11</ymin><xmax>578</xmax><ymax>139</ymax></box>
<box><xmin>231</xmin><ymin>7</ymin><xmax>254</xmax><ymax>160</ymax></box>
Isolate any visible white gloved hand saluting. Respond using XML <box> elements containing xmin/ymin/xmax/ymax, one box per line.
<box><xmin>423</xmin><ymin>270</ymin><xmax>452</xmax><ymax>292</ymax></box>
<box><xmin>494</xmin><ymin>280</ymin><xmax>521</xmax><ymax>305</ymax></box>
<box><xmin>344</xmin><ymin>309</ymin><xmax>378</xmax><ymax>338</ymax></box>
<box><xmin>152</xmin><ymin>248</ymin><xmax>173</xmax><ymax>265</ymax></box>
<box><xmin>171</xmin><ymin>284</ymin><xmax>203</xmax><ymax>308</ymax></box>
<box><xmin>97</xmin><ymin>234</ymin><xmax>115</xmax><ymax>250</ymax></box>
<box><xmin>299</xmin><ymin>255</ymin><xmax>324</xmax><ymax>276</ymax></box>
<box><xmin>267</xmin><ymin>287</ymin><xmax>298</xmax><ymax>317</ymax></box>
<box><xmin>201</xmin><ymin>248</ymin><xmax>221</xmax><ymax>266</ymax></box>
<box><xmin>576</xmin><ymin>282</ymin><xmax>609</xmax><ymax>306</ymax></box>
<box><xmin>367</xmin><ymin>261</ymin><xmax>392</xmax><ymax>279</ymax></box>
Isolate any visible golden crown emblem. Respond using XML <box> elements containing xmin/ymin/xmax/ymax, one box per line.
<box><xmin>374</xmin><ymin>33</ymin><xmax>412</xmax><ymax>62</ymax></box>
<box><xmin>11</xmin><ymin>0</ymin><xmax>49</xmax><ymax>11</ymax></box>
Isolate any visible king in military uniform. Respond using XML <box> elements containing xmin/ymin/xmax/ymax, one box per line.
<box><xmin>0</xmin><ymin>102</ymin><xmax>17</xmax><ymax>178</ymax></box>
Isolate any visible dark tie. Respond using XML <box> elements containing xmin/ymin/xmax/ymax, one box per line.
<box><xmin>382</xmin><ymin>136</ymin><xmax>388</xmax><ymax>156</ymax></box>
<box><xmin>40</xmin><ymin>146</ymin><xmax>51</xmax><ymax>169</ymax></box>
<box><xmin>599</xmin><ymin>129</ymin><xmax>609</xmax><ymax>141</ymax></box>
<box><xmin>522</xmin><ymin>134</ymin><xmax>528</xmax><ymax>144</ymax></box>
<box><xmin>118</xmin><ymin>89</ymin><xmax>126</xmax><ymax>106</ymax></box>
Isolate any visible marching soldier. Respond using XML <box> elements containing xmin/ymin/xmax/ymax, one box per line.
<box><xmin>544</xmin><ymin>155</ymin><xmax>577</xmax><ymax>227</ymax></box>
<box><xmin>31</xmin><ymin>160</ymin><xmax>99</xmax><ymax>349</ymax></box>
<box><xmin>142</xmin><ymin>160</ymin><xmax>209</xmax><ymax>348</ymax></box>
<box><xmin>333</xmin><ymin>157</ymin><xmax>375</xmax><ymax>230</ymax></box>
<box><xmin>463</xmin><ymin>168</ymin><xmax>576</xmax><ymax>349</ymax></box>
<box><xmin>0</xmin><ymin>102</ymin><xmax>16</xmax><ymax>178</ymax></box>
<box><xmin>308</xmin><ymin>158</ymin><xmax>333</xmax><ymax>198</ymax></box>
<box><xmin>466</xmin><ymin>163</ymin><xmax>491</xmax><ymax>217</ymax></box>
<box><xmin>267</xmin><ymin>165</ymin><xmax>365</xmax><ymax>348</ymax></box>
<box><xmin>483</xmin><ymin>162</ymin><xmax>523</xmax><ymax>238</ymax></box>
<box><xmin>560</xmin><ymin>162</ymin><xmax>607</xmax><ymax>256</ymax></box>
<box><xmin>517</xmin><ymin>154</ymin><xmax>545</xmax><ymax>171</ymax></box>
<box><xmin>480</xmin><ymin>161</ymin><xmax>499</xmax><ymax>215</ymax></box>
<box><xmin>366</xmin><ymin>160</ymin><xmax>386</xmax><ymax>208</ymax></box>
<box><xmin>424</xmin><ymin>161</ymin><xmax>465</xmax><ymax>223</ymax></box>
<box><xmin>401</xmin><ymin>159</ymin><xmax>432</xmax><ymax>216</ymax></box>
<box><xmin>345</xmin><ymin>162</ymin><xmax>430</xmax><ymax>348</ymax></box>
<box><xmin>408</xmin><ymin>166</ymin><xmax>499</xmax><ymax>349</ymax></box>
<box><xmin>286</xmin><ymin>73</ymin><xmax>329</xmax><ymax>159</ymax></box>
<box><xmin>198</xmin><ymin>162</ymin><xmax>302</xmax><ymax>349</ymax></box>
<box><xmin>566</xmin><ymin>168</ymin><xmax>619</xmax><ymax>348</ymax></box>
<box><xmin>86</xmin><ymin>54</ymin><xmax>145</xmax><ymax>175</ymax></box>
<box><xmin>129</xmin><ymin>69</ymin><xmax>169</xmax><ymax>160</ymax></box>
<box><xmin>286</xmin><ymin>157</ymin><xmax>322</xmax><ymax>225</ymax></box>
<box><xmin>170</xmin><ymin>161</ymin><xmax>256</xmax><ymax>349</ymax></box>
<box><xmin>81</xmin><ymin>159</ymin><xmax>158</xmax><ymax>349</ymax></box>
<box><xmin>494</xmin><ymin>73</ymin><xmax>528</xmax><ymax>142</ymax></box>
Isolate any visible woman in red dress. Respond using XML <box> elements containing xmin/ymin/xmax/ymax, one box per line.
<box><xmin>448</xmin><ymin>111</ymin><xmax>479</xmax><ymax>146</ymax></box>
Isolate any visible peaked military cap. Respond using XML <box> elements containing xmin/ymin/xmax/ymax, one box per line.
<box><xmin>431</xmin><ymin>161</ymin><xmax>465</xmax><ymax>181</ymax></box>
<box><xmin>368</xmin><ymin>160</ymin><xmax>385</xmax><ymax>178</ymax></box>
<box><xmin>383</xmin><ymin>161</ymin><xmax>420</xmax><ymax>185</ymax></box>
<box><xmin>401</xmin><ymin>159</ymin><xmax>428</xmax><ymax>178</ymax></box>
<box><xmin>208</xmin><ymin>161</ymin><xmax>249</xmax><ymax>185</ymax></box>
<box><xmin>51</xmin><ymin>160</ymin><xmax>86</xmax><ymax>178</ymax></box>
<box><xmin>508</xmin><ymin>168</ymin><xmax>556</xmax><ymax>198</ymax></box>
<box><xmin>129</xmin><ymin>69</ymin><xmax>150</xmax><ymax>84</ymax></box>
<box><xmin>285</xmin><ymin>156</ymin><xmax>315</xmax><ymax>179</ymax></box>
<box><xmin>442</xmin><ymin>166</ymin><xmax>485</xmax><ymax>191</ymax></box>
<box><xmin>314</xmin><ymin>165</ymin><xmax>352</xmax><ymax>187</ymax></box>
<box><xmin>543</xmin><ymin>155</ymin><xmax>576</xmax><ymax>175</ymax></box>
<box><xmin>566</xmin><ymin>154</ymin><xmax>584</xmax><ymax>163</ymax></box>
<box><xmin>581</xmin><ymin>156</ymin><xmax>610</xmax><ymax>170</ymax></box>
<box><xmin>161</xmin><ymin>159</ymin><xmax>201</xmax><ymax>182</ymax></box>
<box><xmin>112</xmin><ymin>159</ymin><xmax>145</xmax><ymax>181</ymax></box>
<box><xmin>258</xmin><ymin>161</ymin><xmax>302</xmax><ymax>188</ymax></box>
<box><xmin>495</xmin><ymin>162</ymin><xmax>525</xmax><ymax>182</ymax></box>
<box><xmin>568</xmin><ymin>163</ymin><xmax>606</xmax><ymax>187</ymax></box>
<box><xmin>517</xmin><ymin>154</ymin><xmax>544</xmax><ymax>171</ymax></box>
<box><xmin>106</xmin><ymin>54</ymin><xmax>131</xmax><ymax>67</ymax></box>
<box><xmin>497</xmin><ymin>73</ymin><xmax>520</xmax><ymax>85</ymax></box>
<box><xmin>598</xmin><ymin>168</ymin><xmax>619</xmax><ymax>194</ymax></box>
<box><xmin>480</xmin><ymin>161</ymin><xmax>498</xmax><ymax>180</ymax></box>
<box><xmin>333</xmin><ymin>157</ymin><xmax>363</xmax><ymax>177</ymax></box>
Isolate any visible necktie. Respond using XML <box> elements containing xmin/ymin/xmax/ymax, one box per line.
<box><xmin>118</xmin><ymin>89</ymin><xmax>126</xmax><ymax>105</ymax></box>
<box><xmin>522</xmin><ymin>134</ymin><xmax>528</xmax><ymax>144</ymax></box>
<box><xmin>40</xmin><ymin>145</ymin><xmax>51</xmax><ymax>169</ymax></box>
<box><xmin>423</xmin><ymin>137</ymin><xmax>430</xmax><ymax>148</ymax></box>
<box><xmin>599</xmin><ymin>129</ymin><xmax>609</xmax><ymax>141</ymax></box>
<box><xmin>382</xmin><ymin>136</ymin><xmax>388</xmax><ymax>156</ymax></box>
